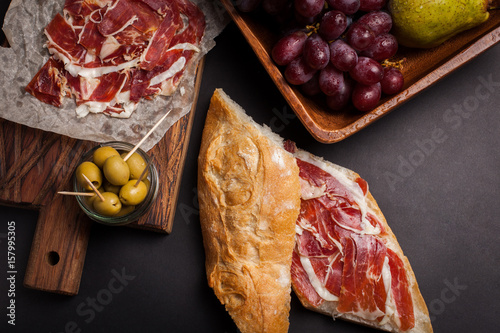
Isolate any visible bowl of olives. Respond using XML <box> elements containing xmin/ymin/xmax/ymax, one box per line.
<box><xmin>73</xmin><ymin>141</ymin><xmax>159</xmax><ymax>225</ymax></box>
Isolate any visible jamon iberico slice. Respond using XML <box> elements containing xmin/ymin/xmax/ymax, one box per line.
<box><xmin>286</xmin><ymin>141</ymin><xmax>425</xmax><ymax>332</ymax></box>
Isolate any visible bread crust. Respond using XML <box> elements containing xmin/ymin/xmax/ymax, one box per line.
<box><xmin>198</xmin><ymin>89</ymin><xmax>301</xmax><ymax>333</ymax></box>
<box><xmin>291</xmin><ymin>150</ymin><xmax>433</xmax><ymax>333</ymax></box>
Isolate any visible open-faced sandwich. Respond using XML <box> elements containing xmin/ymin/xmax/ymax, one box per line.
<box><xmin>197</xmin><ymin>89</ymin><xmax>433</xmax><ymax>333</ymax></box>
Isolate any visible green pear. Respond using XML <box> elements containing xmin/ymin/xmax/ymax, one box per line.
<box><xmin>388</xmin><ymin>0</ymin><xmax>490</xmax><ymax>48</ymax></box>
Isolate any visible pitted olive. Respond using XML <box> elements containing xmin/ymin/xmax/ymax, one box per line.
<box><xmin>76</xmin><ymin>161</ymin><xmax>102</xmax><ymax>190</ymax></box>
<box><xmin>121</xmin><ymin>152</ymin><xmax>148</xmax><ymax>180</ymax></box>
<box><xmin>103</xmin><ymin>180</ymin><xmax>121</xmax><ymax>195</ymax></box>
<box><xmin>93</xmin><ymin>192</ymin><xmax>122</xmax><ymax>216</ymax></box>
<box><xmin>119</xmin><ymin>180</ymin><xmax>148</xmax><ymax>206</ymax></box>
<box><xmin>84</xmin><ymin>187</ymin><xmax>104</xmax><ymax>207</ymax></box>
<box><xmin>115</xmin><ymin>205</ymin><xmax>136</xmax><ymax>217</ymax></box>
<box><xmin>93</xmin><ymin>146</ymin><xmax>120</xmax><ymax>168</ymax></box>
<box><xmin>103</xmin><ymin>155</ymin><xmax>130</xmax><ymax>186</ymax></box>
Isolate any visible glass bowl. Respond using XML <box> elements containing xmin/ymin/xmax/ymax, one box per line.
<box><xmin>73</xmin><ymin>141</ymin><xmax>159</xmax><ymax>226</ymax></box>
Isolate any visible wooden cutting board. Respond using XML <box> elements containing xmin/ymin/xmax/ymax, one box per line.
<box><xmin>0</xmin><ymin>59</ymin><xmax>205</xmax><ymax>296</ymax></box>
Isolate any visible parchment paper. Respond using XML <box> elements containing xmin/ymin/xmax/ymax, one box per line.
<box><xmin>0</xmin><ymin>0</ymin><xmax>229</xmax><ymax>152</ymax></box>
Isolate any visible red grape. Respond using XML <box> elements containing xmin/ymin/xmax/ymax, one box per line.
<box><xmin>326</xmin><ymin>77</ymin><xmax>354</xmax><ymax>110</ymax></box>
<box><xmin>304</xmin><ymin>34</ymin><xmax>330</xmax><ymax>70</ymax></box>
<box><xmin>295</xmin><ymin>11</ymin><xmax>318</xmax><ymax>25</ymax></box>
<box><xmin>359</xmin><ymin>0</ymin><xmax>387</xmax><ymax>11</ymax></box>
<box><xmin>319</xmin><ymin>10</ymin><xmax>348</xmax><ymax>41</ymax></box>
<box><xmin>352</xmin><ymin>82</ymin><xmax>381</xmax><ymax>112</ymax></box>
<box><xmin>329</xmin><ymin>39</ymin><xmax>358</xmax><ymax>71</ymax></box>
<box><xmin>319</xmin><ymin>63</ymin><xmax>345</xmax><ymax>96</ymax></box>
<box><xmin>350</xmin><ymin>56</ymin><xmax>383</xmax><ymax>85</ymax></box>
<box><xmin>301</xmin><ymin>72</ymin><xmax>322</xmax><ymax>96</ymax></box>
<box><xmin>295</xmin><ymin>0</ymin><xmax>325</xmax><ymax>18</ymax></box>
<box><xmin>361</xmin><ymin>33</ymin><xmax>398</xmax><ymax>61</ymax></box>
<box><xmin>381</xmin><ymin>67</ymin><xmax>404</xmax><ymax>95</ymax></box>
<box><xmin>357</xmin><ymin>10</ymin><xmax>392</xmax><ymax>35</ymax></box>
<box><xmin>327</xmin><ymin>0</ymin><xmax>361</xmax><ymax>16</ymax></box>
<box><xmin>271</xmin><ymin>30</ymin><xmax>308</xmax><ymax>66</ymax></box>
<box><xmin>346</xmin><ymin>22</ymin><xmax>375</xmax><ymax>51</ymax></box>
<box><xmin>285</xmin><ymin>56</ymin><xmax>317</xmax><ymax>85</ymax></box>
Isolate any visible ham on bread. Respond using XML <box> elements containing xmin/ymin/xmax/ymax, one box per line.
<box><xmin>198</xmin><ymin>89</ymin><xmax>433</xmax><ymax>333</ymax></box>
<box><xmin>287</xmin><ymin>144</ymin><xmax>433</xmax><ymax>333</ymax></box>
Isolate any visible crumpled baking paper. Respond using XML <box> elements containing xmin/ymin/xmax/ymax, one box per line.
<box><xmin>0</xmin><ymin>0</ymin><xmax>229</xmax><ymax>151</ymax></box>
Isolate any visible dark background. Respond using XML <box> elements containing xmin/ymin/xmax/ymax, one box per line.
<box><xmin>1</xmin><ymin>1</ymin><xmax>500</xmax><ymax>332</ymax></box>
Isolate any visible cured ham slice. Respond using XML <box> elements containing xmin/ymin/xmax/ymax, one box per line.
<box><xmin>337</xmin><ymin>234</ymin><xmax>387</xmax><ymax>321</ymax></box>
<box><xmin>98</xmin><ymin>0</ymin><xmax>161</xmax><ymax>37</ymax></box>
<box><xmin>25</xmin><ymin>58</ymin><xmax>69</xmax><ymax>107</ymax></box>
<box><xmin>139</xmin><ymin>5</ymin><xmax>180</xmax><ymax>71</ymax></box>
<box><xmin>78</xmin><ymin>16</ymin><xmax>107</xmax><ymax>56</ymax></box>
<box><xmin>287</xmin><ymin>142</ymin><xmax>432</xmax><ymax>332</ymax></box>
<box><xmin>26</xmin><ymin>0</ymin><xmax>205</xmax><ymax>118</ymax></box>
<box><xmin>387</xmin><ymin>248</ymin><xmax>416</xmax><ymax>331</ymax></box>
<box><xmin>45</xmin><ymin>13</ymin><xmax>88</xmax><ymax>66</ymax></box>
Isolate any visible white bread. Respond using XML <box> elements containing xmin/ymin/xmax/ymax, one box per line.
<box><xmin>290</xmin><ymin>149</ymin><xmax>433</xmax><ymax>333</ymax></box>
<box><xmin>198</xmin><ymin>89</ymin><xmax>432</xmax><ymax>333</ymax></box>
<box><xmin>197</xmin><ymin>89</ymin><xmax>301</xmax><ymax>333</ymax></box>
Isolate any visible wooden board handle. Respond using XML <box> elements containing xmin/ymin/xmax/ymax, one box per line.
<box><xmin>24</xmin><ymin>195</ymin><xmax>93</xmax><ymax>295</ymax></box>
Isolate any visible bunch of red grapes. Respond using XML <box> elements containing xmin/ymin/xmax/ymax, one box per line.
<box><xmin>237</xmin><ymin>0</ymin><xmax>404</xmax><ymax>112</ymax></box>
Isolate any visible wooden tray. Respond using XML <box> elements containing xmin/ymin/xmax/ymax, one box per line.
<box><xmin>0</xmin><ymin>58</ymin><xmax>205</xmax><ymax>295</ymax></box>
<box><xmin>222</xmin><ymin>0</ymin><xmax>500</xmax><ymax>143</ymax></box>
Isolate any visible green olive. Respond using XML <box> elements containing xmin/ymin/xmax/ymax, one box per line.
<box><xmin>76</xmin><ymin>161</ymin><xmax>102</xmax><ymax>191</ymax></box>
<box><xmin>93</xmin><ymin>192</ymin><xmax>122</xmax><ymax>216</ymax></box>
<box><xmin>119</xmin><ymin>180</ymin><xmax>148</xmax><ymax>206</ymax></box>
<box><xmin>103</xmin><ymin>179</ymin><xmax>121</xmax><ymax>195</ymax></box>
<box><xmin>121</xmin><ymin>152</ymin><xmax>148</xmax><ymax>180</ymax></box>
<box><xmin>93</xmin><ymin>146</ymin><xmax>120</xmax><ymax>168</ymax></box>
<box><xmin>83</xmin><ymin>187</ymin><xmax>104</xmax><ymax>207</ymax></box>
<box><xmin>143</xmin><ymin>178</ymin><xmax>151</xmax><ymax>191</ymax></box>
<box><xmin>114</xmin><ymin>205</ymin><xmax>136</xmax><ymax>217</ymax></box>
<box><xmin>103</xmin><ymin>155</ymin><xmax>130</xmax><ymax>186</ymax></box>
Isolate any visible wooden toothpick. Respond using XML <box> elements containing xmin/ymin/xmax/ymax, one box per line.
<box><xmin>58</xmin><ymin>191</ymin><xmax>96</xmax><ymax>197</ymax></box>
<box><xmin>123</xmin><ymin>110</ymin><xmax>172</xmax><ymax>162</ymax></box>
<box><xmin>82</xmin><ymin>174</ymin><xmax>105</xmax><ymax>201</ymax></box>
<box><xmin>134</xmin><ymin>157</ymin><xmax>153</xmax><ymax>187</ymax></box>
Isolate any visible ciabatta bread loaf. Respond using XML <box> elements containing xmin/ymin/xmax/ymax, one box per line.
<box><xmin>197</xmin><ymin>89</ymin><xmax>301</xmax><ymax>333</ymax></box>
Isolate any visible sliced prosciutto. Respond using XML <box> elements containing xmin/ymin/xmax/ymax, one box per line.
<box><xmin>287</xmin><ymin>142</ymin><xmax>417</xmax><ymax>332</ymax></box>
<box><xmin>337</xmin><ymin>234</ymin><xmax>388</xmax><ymax>321</ymax></box>
<box><xmin>25</xmin><ymin>58</ymin><xmax>69</xmax><ymax>107</ymax></box>
<box><xmin>45</xmin><ymin>13</ymin><xmax>87</xmax><ymax>66</ymax></box>
<box><xmin>387</xmin><ymin>249</ymin><xmax>416</xmax><ymax>331</ymax></box>
<box><xmin>26</xmin><ymin>0</ymin><xmax>205</xmax><ymax>118</ymax></box>
<box><xmin>138</xmin><ymin>0</ymin><xmax>180</xmax><ymax>71</ymax></box>
<box><xmin>97</xmin><ymin>0</ymin><xmax>161</xmax><ymax>37</ymax></box>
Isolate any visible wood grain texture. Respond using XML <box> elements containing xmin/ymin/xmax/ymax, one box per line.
<box><xmin>0</xmin><ymin>59</ymin><xmax>205</xmax><ymax>295</ymax></box>
<box><xmin>23</xmin><ymin>189</ymin><xmax>93</xmax><ymax>295</ymax></box>
<box><xmin>221</xmin><ymin>0</ymin><xmax>500</xmax><ymax>143</ymax></box>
